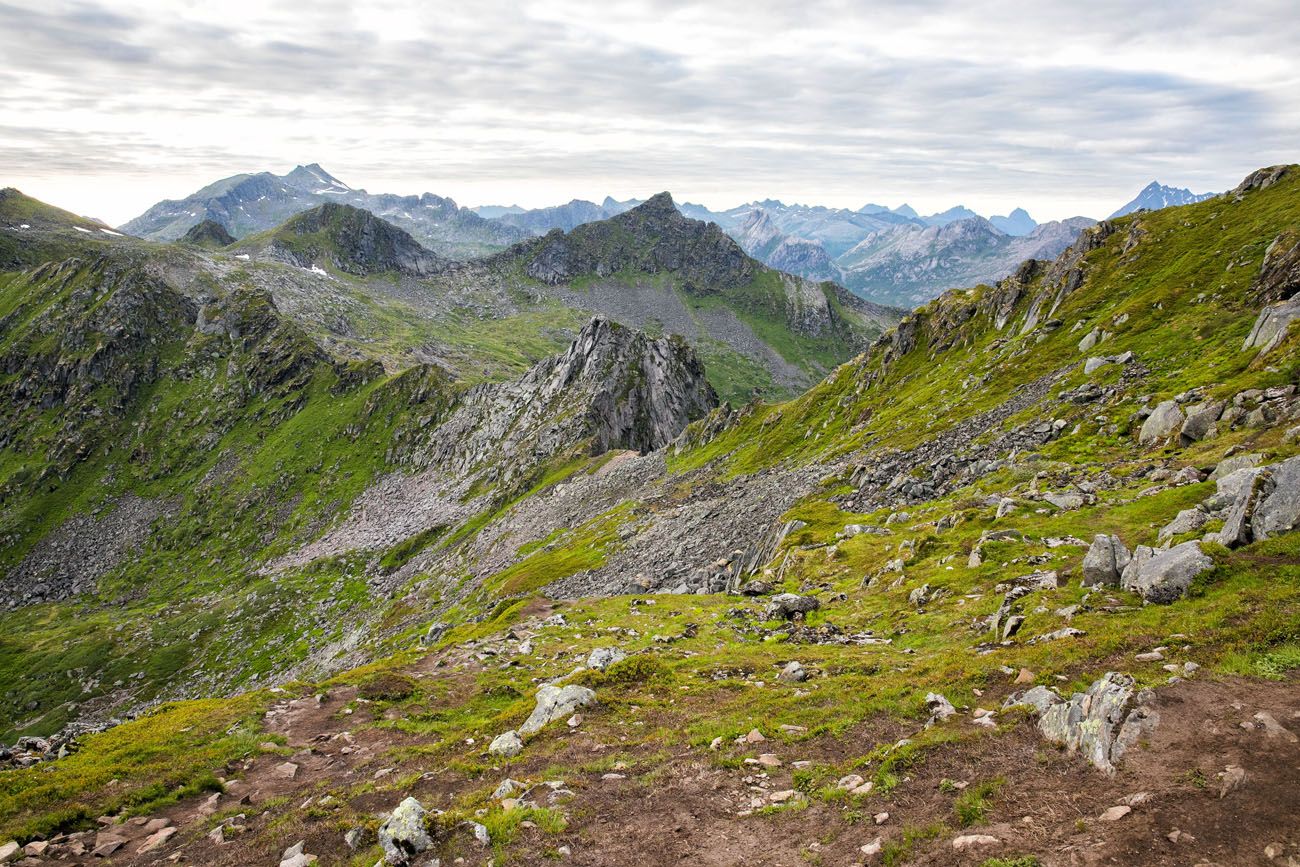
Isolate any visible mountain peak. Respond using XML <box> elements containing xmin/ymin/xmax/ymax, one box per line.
<box><xmin>1110</xmin><ymin>180</ymin><xmax>1215</xmax><ymax>218</ymax></box>
<box><xmin>263</xmin><ymin>202</ymin><xmax>447</xmax><ymax>276</ymax></box>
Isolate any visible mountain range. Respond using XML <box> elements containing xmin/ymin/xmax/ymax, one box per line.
<box><xmin>0</xmin><ymin>162</ymin><xmax>1298</xmax><ymax>865</ymax></box>
<box><xmin>119</xmin><ymin>167</ymin><xmax>1205</xmax><ymax>307</ymax></box>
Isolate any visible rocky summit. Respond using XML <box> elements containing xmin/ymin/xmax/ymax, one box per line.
<box><xmin>0</xmin><ymin>164</ymin><xmax>1297</xmax><ymax>867</ymax></box>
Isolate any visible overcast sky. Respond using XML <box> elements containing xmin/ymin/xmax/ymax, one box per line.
<box><xmin>2</xmin><ymin>0</ymin><xmax>1297</xmax><ymax>225</ymax></box>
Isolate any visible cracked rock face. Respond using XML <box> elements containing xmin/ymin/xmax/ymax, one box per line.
<box><xmin>1121</xmin><ymin>541</ymin><xmax>1214</xmax><ymax>604</ymax></box>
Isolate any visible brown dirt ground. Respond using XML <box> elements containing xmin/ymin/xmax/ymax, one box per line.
<box><xmin>25</xmin><ymin>660</ymin><xmax>1300</xmax><ymax>867</ymax></box>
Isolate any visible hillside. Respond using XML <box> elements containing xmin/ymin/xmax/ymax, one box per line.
<box><xmin>0</xmin><ymin>165</ymin><xmax>1296</xmax><ymax>866</ymax></box>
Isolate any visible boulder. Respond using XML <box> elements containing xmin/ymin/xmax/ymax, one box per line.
<box><xmin>1036</xmin><ymin>672</ymin><xmax>1159</xmax><ymax>774</ymax></box>
<box><xmin>586</xmin><ymin>647</ymin><xmax>626</xmax><ymax>671</ymax></box>
<box><xmin>1081</xmin><ymin>534</ymin><xmax>1130</xmax><ymax>587</ymax></box>
<box><xmin>1216</xmin><ymin>470</ymin><xmax>1268</xmax><ymax>548</ymax></box>
<box><xmin>1243</xmin><ymin>297</ymin><xmax>1300</xmax><ymax>354</ymax></box>
<box><xmin>1209</xmin><ymin>453</ymin><xmax>1262</xmax><ymax>482</ymax></box>
<box><xmin>519</xmin><ymin>684</ymin><xmax>597</xmax><ymax>735</ymax></box>
<box><xmin>1139</xmin><ymin>400</ymin><xmax>1184</xmax><ymax>446</ymax></box>
<box><xmin>1253</xmin><ymin>455</ymin><xmax>1300</xmax><ymax>540</ymax></box>
<box><xmin>1121</xmin><ymin>541</ymin><xmax>1213</xmax><ymax>604</ymax></box>
<box><xmin>488</xmin><ymin>730</ymin><xmax>523</xmax><ymax>758</ymax></box>
<box><xmin>378</xmin><ymin>797</ymin><xmax>433</xmax><ymax>865</ymax></box>
<box><xmin>1158</xmin><ymin>507</ymin><xmax>1208</xmax><ymax>541</ymax></box>
<box><xmin>764</xmin><ymin>593</ymin><xmax>819</xmax><ymax>620</ymax></box>
<box><xmin>1003</xmin><ymin>685</ymin><xmax>1062</xmax><ymax>715</ymax></box>
<box><xmin>1179</xmin><ymin>399</ymin><xmax>1226</xmax><ymax>443</ymax></box>
<box><xmin>1043</xmin><ymin>492</ymin><xmax>1085</xmax><ymax>510</ymax></box>
<box><xmin>777</xmin><ymin>661</ymin><xmax>808</xmax><ymax>683</ymax></box>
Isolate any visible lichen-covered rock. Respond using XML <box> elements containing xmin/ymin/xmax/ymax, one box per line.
<box><xmin>378</xmin><ymin>797</ymin><xmax>433</xmax><ymax>865</ymax></box>
<box><xmin>488</xmin><ymin>730</ymin><xmax>523</xmax><ymax>758</ymax></box>
<box><xmin>1243</xmin><ymin>298</ymin><xmax>1300</xmax><ymax>354</ymax></box>
<box><xmin>1081</xmin><ymin>534</ymin><xmax>1130</xmax><ymax>587</ymax></box>
<box><xmin>586</xmin><ymin>647</ymin><xmax>626</xmax><ymax>671</ymax></box>
<box><xmin>1121</xmin><ymin>541</ymin><xmax>1213</xmax><ymax>604</ymax></box>
<box><xmin>1035</xmin><ymin>672</ymin><xmax>1158</xmax><ymax>775</ymax></box>
<box><xmin>519</xmin><ymin>684</ymin><xmax>597</xmax><ymax>735</ymax></box>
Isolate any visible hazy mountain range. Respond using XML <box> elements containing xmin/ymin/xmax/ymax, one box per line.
<box><xmin>118</xmin><ymin>165</ymin><xmax>1218</xmax><ymax>306</ymax></box>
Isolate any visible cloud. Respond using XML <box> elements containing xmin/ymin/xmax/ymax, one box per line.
<box><xmin>1</xmin><ymin>0</ymin><xmax>1296</xmax><ymax>223</ymax></box>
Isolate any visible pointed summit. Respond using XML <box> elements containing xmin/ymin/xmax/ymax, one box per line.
<box><xmin>1110</xmin><ymin>181</ymin><xmax>1215</xmax><ymax>218</ymax></box>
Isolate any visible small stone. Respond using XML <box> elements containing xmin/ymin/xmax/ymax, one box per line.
<box><xmin>861</xmin><ymin>837</ymin><xmax>883</xmax><ymax>856</ymax></box>
<box><xmin>873</xmin><ymin>812</ymin><xmax>889</xmax><ymax>824</ymax></box>
<box><xmin>1219</xmin><ymin>764</ymin><xmax>1247</xmax><ymax>798</ymax></box>
<box><xmin>756</xmin><ymin>754</ymin><xmax>782</xmax><ymax>768</ymax></box>
<box><xmin>1100</xmin><ymin>805</ymin><xmax>1131</xmax><ymax>821</ymax></box>
<box><xmin>768</xmin><ymin>789</ymin><xmax>799</xmax><ymax>803</ymax></box>
<box><xmin>1135</xmin><ymin>650</ymin><xmax>1163</xmax><ymax>662</ymax></box>
<box><xmin>489</xmin><ymin>730</ymin><xmax>523</xmax><ymax>758</ymax></box>
<box><xmin>274</xmin><ymin>761</ymin><xmax>299</xmax><ymax>779</ymax></box>
<box><xmin>136</xmin><ymin>827</ymin><xmax>178</xmax><ymax>855</ymax></box>
<box><xmin>709</xmin><ymin>736</ymin><xmax>724</xmax><ymax>750</ymax></box>
<box><xmin>744</xmin><ymin>728</ymin><xmax>766</xmax><ymax>744</ymax></box>
<box><xmin>0</xmin><ymin>843</ymin><xmax>18</xmax><ymax>864</ymax></box>
<box><xmin>1015</xmin><ymin>668</ymin><xmax>1035</xmax><ymax>684</ymax></box>
<box><xmin>951</xmin><ymin>834</ymin><xmax>1001</xmax><ymax>851</ymax></box>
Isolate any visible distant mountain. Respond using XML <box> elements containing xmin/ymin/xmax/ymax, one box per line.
<box><xmin>471</xmin><ymin>204</ymin><xmax>526</xmax><ymax>219</ymax></box>
<box><xmin>120</xmin><ymin>164</ymin><xmax>529</xmax><ymax>258</ymax></box>
<box><xmin>990</xmin><ymin>207</ymin><xmax>1037</xmax><ymax>236</ymax></box>
<box><xmin>922</xmin><ymin>205</ymin><xmax>981</xmax><ymax>226</ymax></box>
<box><xmin>732</xmin><ymin>209</ymin><xmax>840</xmax><ymax>283</ymax></box>
<box><xmin>836</xmin><ymin>215</ymin><xmax>1096</xmax><ymax>307</ymax></box>
<box><xmin>1110</xmin><ymin>181</ymin><xmax>1217</xmax><ymax>218</ymax></box>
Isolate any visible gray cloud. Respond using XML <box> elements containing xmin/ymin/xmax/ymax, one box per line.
<box><xmin>1</xmin><ymin>0</ymin><xmax>1296</xmax><ymax>222</ymax></box>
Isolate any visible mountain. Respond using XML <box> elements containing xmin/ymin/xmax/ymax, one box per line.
<box><xmin>180</xmin><ymin>219</ymin><xmax>235</xmax><ymax>248</ymax></box>
<box><xmin>237</xmin><ymin>202</ymin><xmax>450</xmax><ymax>277</ymax></box>
<box><xmin>1110</xmin><ymin>180</ymin><xmax>1217</xmax><ymax>218</ymax></box>
<box><xmin>990</xmin><ymin>206</ymin><xmax>1037</xmax><ymax>236</ymax></box>
<box><xmin>493</xmin><ymin>198</ymin><xmax>628</xmax><ymax>234</ymax></box>
<box><xmin>836</xmin><ymin>214</ymin><xmax>1096</xmax><ymax>306</ymax></box>
<box><xmin>120</xmin><ymin>164</ymin><xmax>530</xmax><ymax>258</ymax></box>
<box><xmin>0</xmin><ymin>165</ymin><xmax>1298</xmax><ymax>865</ymax></box>
<box><xmin>921</xmin><ymin>204</ymin><xmax>981</xmax><ymax>226</ymax></box>
<box><xmin>732</xmin><ymin>209</ymin><xmax>840</xmax><ymax>282</ymax></box>
<box><xmin>470</xmin><ymin>204</ymin><xmax>526</xmax><ymax>219</ymax></box>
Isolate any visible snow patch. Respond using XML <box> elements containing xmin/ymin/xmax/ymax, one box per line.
<box><xmin>308</xmin><ymin>264</ymin><xmax>331</xmax><ymax>278</ymax></box>
<box><xmin>235</xmin><ymin>254</ymin><xmax>250</xmax><ymax>261</ymax></box>
<box><xmin>99</xmin><ymin>228</ymin><xmax>124</xmax><ymax>237</ymax></box>
<box><xmin>18</xmin><ymin>224</ymin><xmax>29</xmax><ymax>229</ymax></box>
<box><xmin>73</xmin><ymin>226</ymin><xmax>92</xmax><ymax>233</ymax></box>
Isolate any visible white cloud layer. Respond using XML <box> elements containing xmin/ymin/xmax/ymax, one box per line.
<box><xmin>1</xmin><ymin>0</ymin><xmax>1297</xmax><ymax>223</ymax></box>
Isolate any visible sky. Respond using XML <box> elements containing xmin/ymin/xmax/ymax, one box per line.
<box><xmin>1</xmin><ymin>0</ymin><xmax>1298</xmax><ymax>226</ymax></box>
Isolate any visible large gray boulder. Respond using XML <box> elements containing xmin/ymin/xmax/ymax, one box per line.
<box><xmin>1139</xmin><ymin>400</ymin><xmax>1184</xmax><ymax>446</ymax></box>
<box><xmin>1081</xmin><ymin>534</ymin><xmax>1130</xmax><ymax>587</ymax></box>
<box><xmin>378</xmin><ymin>797</ymin><xmax>433</xmax><ymax>865</ymax></box>
<box><xmin>1121</xmin><ymin>541</ymin><xmax>1213</xmax><ymax>603</ymax></box>
<box><xmin>519</xmin><ymin>684</ymin><xmax>597</xmax><ymax>735</ymax></box>
<box><xmin>1243</xmin><ymin>297</ymin><xmax>1300</xmax><ymax>354</ymax></box>
<box><xmin>1253</xmin><ymin>455</ymin><xmax>1300</xmax><ymax>540</ymax></box>
<box><xmin>1179</xmin><ymin>399</ymin><xmax>1226</xmax><ymax>444</ymax></box>
<box><xmin>764</xmin><ymin>593</ymin><xmax>820</xmax><ymax>620</ymax></box>
<box><xmin>1215</xmin><ymin>470</ymin><xmax>1268</xmax><ymax>548</ymax></box>
<box><xmin>1034</xmin><ymin>672</ymin><xmax>1159</xmax><ymax>775</ymax></box>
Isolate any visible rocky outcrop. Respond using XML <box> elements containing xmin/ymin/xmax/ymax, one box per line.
<box><xmin>1138</xmin><ymin>400</ymin><xmax>1185</xmax><ymax>445</ymax></box>
<box><xmin>266</xmin><ymin>203</ymin><xmax>449</xmax><ymax>277</ymax></box>
<box><xmin>1250</xmin><ymin>228</ymin><xmax>1300</xmax><ymax>305</ymax></box>
<box><xmin>1013</xmin><ymin>672</ymin><xmax>1159</xmax><ymax>775</ymax></box>
<box><xmin>1209</xmin><ymin>455</ymin><xmax>1300</xmax><ymax>547</ymax></box>
<box><xmin>1244</xmin><ymin>298</ymin><xmax>1300</xmax><ymax>354</ymax></box>
<box><xmin>413</xmin><ymin>317</ymin><xmax>716</xmax><ymax>488</ymax></box>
